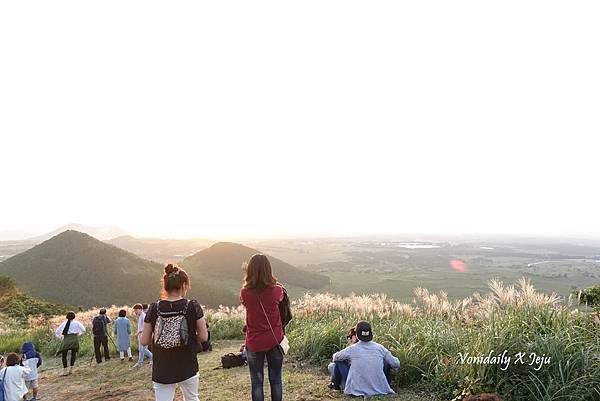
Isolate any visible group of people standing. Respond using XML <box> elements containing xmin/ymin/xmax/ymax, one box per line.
<box><xmin>89</xmin><ymin>304</ymin><xmax>154</xmax><ymax>366</ymax></box>
<box><xmin>52</xmin><ymin>305</ymin><xmax>153</xmax><ymax>377</ymax></box>
<box><xmin>2</xmin><ymin>253</ymin><xmax>401</xmax><ymax>401</ymax></box>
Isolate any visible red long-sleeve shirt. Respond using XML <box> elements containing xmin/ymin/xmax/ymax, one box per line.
<box><xmin>241</xmin><ymin>284</ymin><xmax>284</xmax><ymax>352</ymax></box>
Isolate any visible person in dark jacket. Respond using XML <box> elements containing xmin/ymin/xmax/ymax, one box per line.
<box><xmin>92</xmin><ymin>308</ymin><xmax>111</xmax><ymax>363</ymax></box>
<box><xmin>21</xmin><ymin>342</ymin><xmax>42</xmax><ymax>401</ymax></box>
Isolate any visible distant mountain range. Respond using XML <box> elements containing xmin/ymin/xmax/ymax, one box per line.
<box><xmin>25</xmin><ymin>223</ymin><xmax>130</xmax><ymax>242</ymax></box>
<box><xmin>0</xmin><ymin>230</ymin><xmax>37</xmax><ymax>241</ymax></box>
<box><xmin>0</xmin><ymin>224</ymin><xmax>132</xmax><ymax>262</ymax></box>
<box><xmin>0</xmin><ymin>230</ymin><xmax>238</xmax><ymax>307</ymax></box>
<box><xmin>0</xmin><ymin>230</ymin><xmax>330</xmax><ymax>308</ymax></box>
<box><xmin>107</xmin><ymin>236</ymin><xmax>213</xmax><ymax>263</ymax></box>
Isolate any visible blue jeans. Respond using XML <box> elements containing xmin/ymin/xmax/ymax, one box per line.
<box><xmin>329</xmin><ymin>361</ymin><xmax>393</xmax><ymax>390</ymax></box>
<box><xmin>246</xmin><ymin>346</ymin><xmax>283</xmax><ymax>401</ymax></box>
<box><xmin>137</xmin><ymin>335</ymin><xmax>152</xmax><ymax>366</ymax></box>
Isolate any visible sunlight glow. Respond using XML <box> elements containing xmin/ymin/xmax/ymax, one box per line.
<box><xmin>1</xmin><ymin>1</ymin><xmax>599</xmax><ymax>239</ymax></box>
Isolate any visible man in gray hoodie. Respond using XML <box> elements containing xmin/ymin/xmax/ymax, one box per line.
<box><xmin>332</xmin><ymin>321</ymin><xmax>400</xmax><ymax>397</ymax></box>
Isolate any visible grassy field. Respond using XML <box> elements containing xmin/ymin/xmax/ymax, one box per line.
<box><xmin>3</xmin><ymin>278</ymin><xmax>599</xmax><ymax>401</ymax></box>
<box><xmin>34</xmin><ymin>340</ymin><xmax>434</xmax><ymax>401</ymax></box>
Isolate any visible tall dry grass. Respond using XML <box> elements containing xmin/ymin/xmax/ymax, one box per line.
<box><xmin>287</xmin><ymin>278</ymin><xmax>599</xmax><ymax>401</ymax></box>
<box><xmin>2</xmin><ymin>278</ymin><xmax>599</xmax><ymax>400</ymax></box>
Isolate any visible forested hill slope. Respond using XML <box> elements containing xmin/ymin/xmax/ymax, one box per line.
<box><xmin>0</xmin><ymin>231</ymin><xmax>238</xmax><ymax>307</ymax></box>
<box><xmin>182</xmin><ymin>242</ymin><xmax>330</xmax><ymax>289</ymax></box>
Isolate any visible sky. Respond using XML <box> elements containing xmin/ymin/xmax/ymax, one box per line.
<box><xmin>1</xmin><ymin>1</ymin><xmax>599</xmax><ymax>239</ymax></box>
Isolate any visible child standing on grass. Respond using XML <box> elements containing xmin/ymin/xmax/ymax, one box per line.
<box><xmin>21</xmin><ymin>342</ymin><xmax>42</xmax><ymax>401</ymax></box>
<box><xmin>114</xmin><ymin>309</ymin><xmax>133</xmax><ymax>362</ymax></box>
<box><xmin>0</xmin><ymin>352</ymin><xmax>31</xmax><ymax>401</ymax></box>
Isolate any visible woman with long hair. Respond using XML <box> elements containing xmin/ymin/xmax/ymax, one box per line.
<box><xmin>240</xmin><ymin>254</ymin><xmax>285</xmax><ymax>401</ymax></box>
<box><xmin>141</xmin><ymin>264</ymin><xmax>208</xmax><ymax>401</ymax></box>
<box><xmin>54</xmin><ymin>311</ymin><xmax>86</xmax><ymax>376</ymax></box>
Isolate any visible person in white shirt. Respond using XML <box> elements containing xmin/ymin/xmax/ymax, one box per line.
<box><xmin>54</xmin><ymin>311</ymin><xmax>86</xmax><ymax>376</ymax></box>
<box><xmin>0</xmin><ymin>352</ymin><xmax>31</xmax><ymax>401</ymax></box>
<box><xmin>133</xmin><ymin>303</ymin><xmax>153</xmax><ymax>368</ymax></box>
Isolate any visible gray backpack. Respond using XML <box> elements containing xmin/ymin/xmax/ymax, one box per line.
<box><xmin>153</xmin><ymin>300</ymin><xmax>190</xmax><ymax>349</ymax></box>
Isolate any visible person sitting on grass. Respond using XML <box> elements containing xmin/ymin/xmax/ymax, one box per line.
<box><xmin>331</xmin><ymin>321</ymin><xmax>400</xmax><ymax>397</ymax></box>
<box><xmin>21</xmin><ymin>342</ymin><xmax>42</xmax><ymax>401</ymax></box>
<box><xmin>327</xmin><ymin>327</ymin><xmax>358</xmax><ymax>390</ymax></box>
<box><xmin>0</xmin><ymin>352</ymin><xmax>31</xmax><ymax>401</ymax></box>
<box><xmin>114</xmin><ymin>309</ymin><xmax>133</xmax><ymax>362</ymax></box>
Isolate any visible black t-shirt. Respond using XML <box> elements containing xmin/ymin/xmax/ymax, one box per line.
<box><xmin>145</xmin><ymin>298</ymin><xmax>204</xmax><ymax>384</ymax></box>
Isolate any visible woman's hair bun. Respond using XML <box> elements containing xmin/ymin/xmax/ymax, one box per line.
<box><xmin>164</xmin><ymin>263</ymin><xmax>178</xmax><ymax>275</ymax></box>
<box><xmin>161</xmin><ymin>263</ymin><xmax>190</xmax><ymax>294</ymax></box>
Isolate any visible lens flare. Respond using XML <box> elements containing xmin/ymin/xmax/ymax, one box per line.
<box><xmin>450</xmin><ymin>259</ymin><xmax>467</xmax><ymax>273</ymax></box>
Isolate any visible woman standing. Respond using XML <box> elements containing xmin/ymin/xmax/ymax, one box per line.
<box><xmin>114</xmin><ymin>309</ymin><xmax>133</xmax><ymax>362</ymax></box>
<box><xmin>54</xmin><ymin>311</ymin><xmax>86</xmax><ymax>376</ymax></box>
<box><xmin>240</xmin><ymin>254</ymin><xmax>285</xmax><ymax>401</ymax></box>
<box><xmin>141</xmin><ymin>264</ymin><xmax>208</xmax><ymax>401</ymax></box>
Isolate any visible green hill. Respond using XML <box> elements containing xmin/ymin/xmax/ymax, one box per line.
<box><xmin>0</xmin><ymin>231</ymin><xmax>238</xmax><ymax>308</ymax></box>
<box><xmin>181</xmin><ymin>242</ymin><xmax>330</xmax><ymax>290</ymax></box>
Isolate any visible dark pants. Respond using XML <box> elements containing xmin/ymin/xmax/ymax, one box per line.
<box><xmin>330</xmin><ymin>361</ymin><xmax>393</xmax><ymax>390</ymax></box>
<box><xmin>61</xmin><ymin>349</ymin><xmax>77</xmax><ymax>368</ymax></box>
<box><xmin>246</xmin><ymin>346</ymin><xmax>283</xmax><ymax>401</ymax></box>
<box><xmin>94</xmin><ymin>335</ymin><xmax>110</xmax><ymax>363</ymax></box>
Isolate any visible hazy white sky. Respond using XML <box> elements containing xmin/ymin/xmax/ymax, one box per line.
<box><xmin>1</xmin><ymin>1</ymin><xmax>599</xmax><ymax>239</ymax></box>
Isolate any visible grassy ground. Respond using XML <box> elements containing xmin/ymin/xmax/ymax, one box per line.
<box><xmin>36</xmin><ymin>340</ymin><xmax>435</xmax><ymax>401</ymax></box>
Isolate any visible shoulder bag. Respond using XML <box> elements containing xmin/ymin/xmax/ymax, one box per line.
<box><xmin>258</xmin><ymin>293</ymin><xmax>290</xmax><ymax>355</ymax></box>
